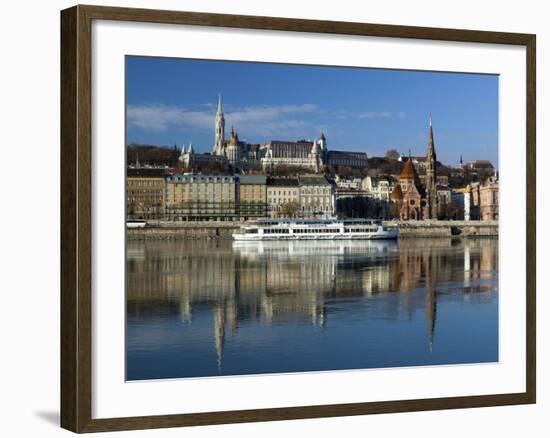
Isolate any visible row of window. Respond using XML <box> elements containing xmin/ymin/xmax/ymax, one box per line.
<box><xmin>168</xmin><ymin>177</ymin><xmax>234</xmax><ymax>183</ymax></box>
<box><xmin>263</xmin><ymin>229</ymin><xmax>290</xmax><ymax>234</ymax></box>
<box><xmin>267</xmin><ymin>190</ymin><xmax>299</xmax><ymax>196</ymax></box>
<box><xmin>301</xmin><ymin>188</ymin><xmax>331</xmax><ymax>195</ymax></box>
<box><xmin>128</xmin><ymin>181</ymin><xmax>164</xmax><ymax>187</ymax></box>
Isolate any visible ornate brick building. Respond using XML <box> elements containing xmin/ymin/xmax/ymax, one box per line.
<box><xmin>390</xmin><ymin>117</ymin><xmax>438</xmax><ymax>220</ymax></box>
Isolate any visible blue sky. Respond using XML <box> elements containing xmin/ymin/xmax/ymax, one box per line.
<box><xmin>126</xmin><ymin>56</ymin><xmax>498</xmax><ymax>167</ymax></box>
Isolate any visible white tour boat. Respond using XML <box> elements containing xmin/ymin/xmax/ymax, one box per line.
<box><xmin>126</xmin><ymin>219</ymin><xmax>147</xmax><ymax>229</ymax></box>
<box><xmin>232</xmin><ymin>218</ymin><xmax>398</xmax><ymax>241</ymax></box>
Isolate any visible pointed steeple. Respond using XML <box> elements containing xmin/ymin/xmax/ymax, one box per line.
<box><xmin>217</xmin><ymin>93</ymin><xmax>223</xmax><ymax>113</ymax></box>
<box><xmin>425</xmin><ymin>114</ymin><xmax>438</xmax><ymax>219</ymax></box>
<box><xmin>213</xmin><ymin>93</ymin><xmax>225</xmax><ymax>155</ymax></box>
<box><xmin>180</xmin><ymin>143</ymin><xmax>186</xmax><ymax>155</ymax></box>
<box><xmin>188</xmin><ymin>142</ymin><xmax>194</xmax><ymax>154</ymax></box>
<box><xmin>427</xmin><ymin>114</ymin><xmax>436</xmax><ymax>161</ymax></box>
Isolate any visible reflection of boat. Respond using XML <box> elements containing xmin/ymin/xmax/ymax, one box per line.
<box><xmin>232</xmin><ymin>219</ymin><xmax>398</xmax><ymax>241</ymax></box>
<box><xmin>232</xmin><ymin>238</ymin><xmax>398</xmax><ymax>258</ymax></box>
<box><xmin>126</xmin><ymin>219</ymin><xmax>147</xmax><ymax>228</ymax></box>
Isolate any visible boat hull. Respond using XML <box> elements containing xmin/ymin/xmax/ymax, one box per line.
<box><xmin>232</xmin><ymin>231</ymin><xmax>398</xmax><ymax>241</ymax></box>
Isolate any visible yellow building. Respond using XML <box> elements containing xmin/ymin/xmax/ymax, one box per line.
<box><xmin>238</xmin><ymin>175</ymin><xmax>267</xmax><ymax>220</ymax></box>
<box><xmin>126</xmin><ymin>168</ymin><xmax>166</xmax><ymax>219</ymax></box>
<box><xmin>165</xmin><ymin>173</ymin><xmax>237</xmax><ymax>221</ymax></box>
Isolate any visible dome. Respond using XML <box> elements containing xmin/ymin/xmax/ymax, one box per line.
<box><xmin>400</xmin><ymin>159</ymin><xmax>416</xmax><ymax>179</ymax></box>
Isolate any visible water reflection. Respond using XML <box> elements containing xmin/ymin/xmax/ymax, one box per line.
<box><xmin>127</xmin><ymin>238</ymin><xmax>498</xmax><ymax>379</ymax></box>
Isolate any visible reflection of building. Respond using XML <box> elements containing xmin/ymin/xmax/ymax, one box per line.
<box><xmin>126</xmin><ymin>168</ymin><xmax>167</xmax><ymax>219</ymax></box>
<box><xmin>127</xmin><ymin>238</ymin><xmax>498</xmax><ymax>369</ymax></box>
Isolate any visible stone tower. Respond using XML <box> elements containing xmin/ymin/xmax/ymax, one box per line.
<box><xmin>425</xmin><ymin>115</ymin><xmax>438</xmax><ymax>219</ymax></box>
<box><xmin>213</xmin><ymin>94</ymin><xmax>225</xmax><ymax>155</ymax></box>
<box><xmin>226</xmin><ymin>127</ymin><xmax>240</xmax><ymax>165</ymax></box>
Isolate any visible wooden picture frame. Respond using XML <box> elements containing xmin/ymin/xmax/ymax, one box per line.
<box><xmin>60</xmin><ymin>4</ymin><xmax>536</xmax><ymax>433</ymax></box>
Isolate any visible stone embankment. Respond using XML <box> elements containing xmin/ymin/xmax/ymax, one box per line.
<box><xmin>127</xmin><ymin>221</ymin><xmax>240</xmax><ymax>240</ymax></box>
<box><xmin>127</xmin><ymin>220</ymin><xmax>498</xmax><ymax>240</ymax></box>
<box><xmin>383</xmin><ymin>220</ymin><xmax>498</xmax><ymax>238</ymax></box>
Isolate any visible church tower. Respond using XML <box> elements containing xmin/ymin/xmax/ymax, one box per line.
<box><xmin>425</xmin><ymin>115</ymin><xmax>438</xmax><ymax>219</ymax></box>
<box><xmin>213</xmin><ymin>94</ymin><xmax>225</xmax><ymax>155</ymax></box>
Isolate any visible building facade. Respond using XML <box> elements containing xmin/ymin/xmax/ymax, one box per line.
<box><xmin>479</xmin><ymin>177</ymin><xmax>499</xmax><ymax>220</ymax></box>
<box><xmin>209</xmin><ymin>95</ymin><xmax>367</xmax><ymax>173</ymax></box>
<box><xmin>179</xmin><ymin>142</ymin><xmax>229</xmax><ymax>170</ymax></box>
<box><xmin>298</xmin><ymin>175</ymin><xmax>335</xmax><ymax>218</ymax></box>
<box><xmin>126</xmin><ymin>168</ymin><xmax>167</xmax><ymax>219</ymax></box>
<box><xmin>266</xmin><ymin>177</ymin><xmax>300</xmax><ymax>218</ymax></box>
<box><xmin>261</xmin><ymin>137</ymin><xmax>325</xmax><ymax>172</ymax></box>
<box><xmin>165</xmin><ymin>174</ymin><xmax>237</xmax><ymax>221</ymax></box>
<box><xmin>466</xmin><ymin>174</ymin><xmax>499</xmax><ymax>221</ymax></box>
<box><xmin>237</xmin><ymin>175</ymin><xmax>267</xmax><ymax>220</ymax></box>
<box><xmin>390</xmin><ymin>118</ymin><xmax>439</xmax><ymax>220</ymax></box>
<box><xmin>361</xmin><ymin>176</ymin><xmax>396</xmax><ymax>218</ymax></box>
<box><xmin>327</xmin><ymin>150</ymin><xmax>369</xmax><ymax>170</ymax></box>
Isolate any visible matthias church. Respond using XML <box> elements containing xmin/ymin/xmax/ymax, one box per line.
<box><xmin>180</xmin><ymin>95</ymin><xmax>369</xmax><ymax>172</ymax></box>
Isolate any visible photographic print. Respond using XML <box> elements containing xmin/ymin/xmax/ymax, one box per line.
<box><xmin>125</xmin><ymin>57</ymin><xmax>499</xmax><ymax>381</ymax></box>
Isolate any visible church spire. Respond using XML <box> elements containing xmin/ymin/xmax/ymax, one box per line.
<box><xmin>213</xmin><ymin>93</ymin><xmax>225</xmax><ymax>155</ymax></box>
<box><xmin>425</xmin><ymin>115</ymin><xmax>438</xmax><ymax>219</ymax></box>
<box><xmin>427</xmin><ymin>114</ymin><xmax>436</xmax><ymax>161</ymax></box>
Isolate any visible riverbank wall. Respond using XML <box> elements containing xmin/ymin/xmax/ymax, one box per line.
<box><xmin>127</xmin><ymin>222</ymin><xmax>240</xmax><ymax>240</ymax></box>
<box><xmin>127</xmin><ymin>220</ymin><xmax>498</xmax><ymax>240</ymax></box>
<box><xmin>383</xmin><ymin>220</ymin><xmax>498</xmax><ymax>238</ymax></box>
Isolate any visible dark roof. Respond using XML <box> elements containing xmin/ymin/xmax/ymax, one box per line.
<box><xmin>267</xmin><ymin>177</ymin><xmax>299</xmax><ymax>187</ymax></box>
<box><xmin>270</xmin><ymin>140</ymin><xmax>313</xmax><ymax>146</ymax></box>
<box><xmin>472</xmin><ymin>160</ymin><xmax>494</xmax><ymax>168</ymax></box>
<box><xmin>400</xmin><ymin>159</ymin><xmax>417</xmax><ymax>179</ymax></box>
<box><xmin>298</xmin><ymin>175</ymin><xmax>332</xmax><ymax>186</ymax></box>
<box><xmin>327</xmin><ymin>150</ymin><xmax>368</xmax><ymax>158</ymax></box>
<box><xmin>127</xmin><ymin>167</ymin><xmax>170</xmax><ymax>177</ymax></box>
<box><xmin>239</xmin><ymin>175</ymin><xmax>266</xmax><ymax>184</ymax></box>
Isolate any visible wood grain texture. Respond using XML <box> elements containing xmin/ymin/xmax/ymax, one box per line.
<box><xmin>525</xmin><ymin>34</ymin><xmax>536</xmax><ymax>404</ymax></box>
<box><xmin>60</xmin><ymin>5</ymin><xmax>78</xmax><ymax>432</ymax></box>
<box><xmin>60</xmin><ymin>4</ymin><xmax>537</xmax><ymax>433</ymax></box>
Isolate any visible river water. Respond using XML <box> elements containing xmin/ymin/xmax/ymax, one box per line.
<box><xmin>126</xmin><ymin>238</ymin><xmax>498</xmax><ymax>380</ymax></box>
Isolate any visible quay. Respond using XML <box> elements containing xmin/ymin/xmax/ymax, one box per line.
<box><xmin>126</xmin><ymin>220</ymin><xmax>498</xmax><ymax>240</ymax></box>
<box><xmin>384</xmin><ymin>220</ymin><xmax>498</xmax><ymax>238</ymax></box>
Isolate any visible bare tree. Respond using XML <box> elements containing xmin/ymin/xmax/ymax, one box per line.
<box><xmin>281</xmin><ymin>201</ymin><xmax>300</xmax><ymax>218</ymax></box>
